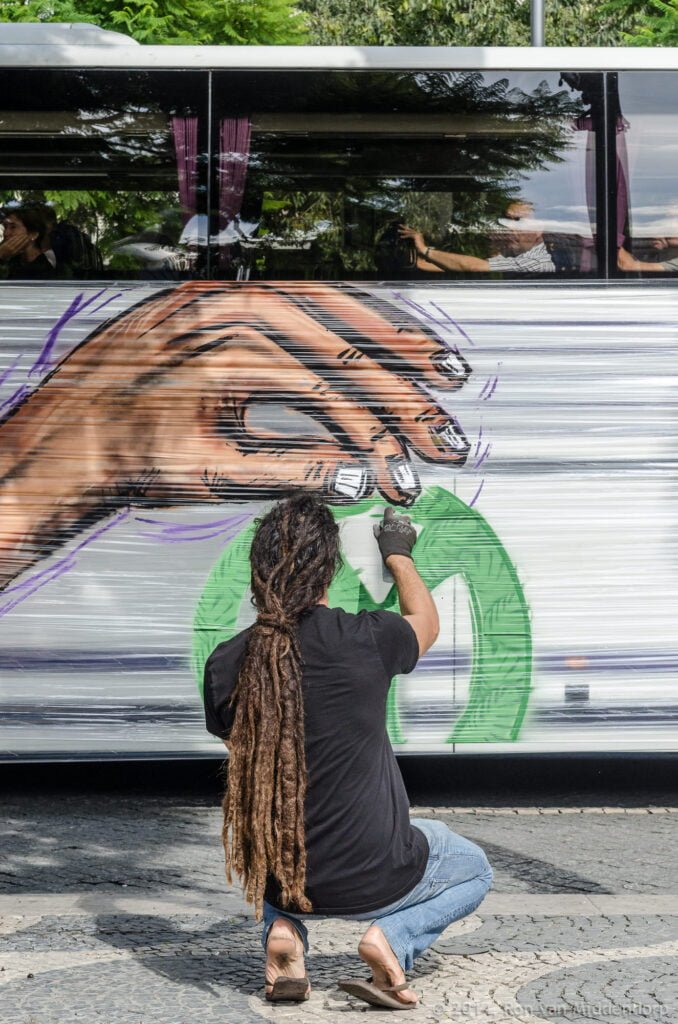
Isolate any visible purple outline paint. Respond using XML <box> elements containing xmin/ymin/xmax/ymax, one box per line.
<box><xmin>429</xmin><ymin>301</ymin><xmax>475</xmax><ymax>347</ymax></box>
<box><xmin>391</xmin><ymin>293</ymin><xmax>454</xmax><ymax>351</ymax></box>
<box><xmin>0</xmin><ymin>355</ymin><xmax>21</xmax><ymax>390</ymax></box>
<box><xmin>1</xmin><ymin>289</ymin><xmax>124</xmax><ymax>420</ymax></box>
<box><xmin>0</xmin><ymin>384</ymin><xmax>28</xmax><ymax>416</ymax></box>
<box><xmin>483</xmin><ymin>375</ymin><xmax>499</xmax><ymax>401</ymax></box>
<box><xmin>468</xmin><ymin>479</ymin><xmax>485</xmax><ymax>507</ymax></box>
<box><xmin>478</xmin><ymin>377</ymin><xmax>493</xmax><ymax>400</ymax></box>
<box><xmin>133</xmin><ymin>511</ymin><xmax>251</xmax><ymax>544</ymax></box>
<box><xmin>0</xmin><ymin>510</ymin><xmax>130</xmax><ymax>619</ymax></box>
<box><xmin>473</xmin><ymin>443</ymin><xmax>492</xmax><ymax>470</ymax></box>
<box><xmin>391</xmin><ymin>293</ymin><xmax>476</xmax><ymax>352</ymax></box>
<box><xmin>31</xmin><ymin>289</ymin><xmax>107</xmax><ymax>377</ymax></box>
<box><xmin>0</xmin><ymin>508</ymin><xmax>254</xmax><ymax>618</ymax></box>
<box><xmin>89</xmin><ymin>292</ymin><xmax>123</xmax><ymax>317</ymax></box>
<box><xmin>136</xmin><ymin>526</ymin><xmax>245</xmax><ymax>544</ymax></box>
<box><xmin>134</xmin><ymin>513</ymin><xmax>250</xmax><ymax>533</ymax></box>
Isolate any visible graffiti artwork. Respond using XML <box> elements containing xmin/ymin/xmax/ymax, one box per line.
<box><xmin>0</xmin><ymin>282</ymin><xmax>474</xmax><ymax>586</ymax></box>
<box><xmin>194</xmin><ymin>487</ymin><xmax>531</xmax><ymax>745</ymax></box>
<box><xmin>0</xmin><ymin>280</ymin><xmax>532</xmax><ymax>755</ymax></box>
<box><xmin>2</xmin><ymin>279</ymin><xmax>675</xmax><ymax>759</ymax></box>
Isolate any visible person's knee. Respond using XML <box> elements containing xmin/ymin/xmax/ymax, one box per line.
<box><xmin>467</xmin><ymin>843</ymin><xmax>493</xmax><ymax>891</ymax></box>
<box><xmin>476</xmin><ymin>853</ymin><xmax>493</xmax><ymax>891</ymax></box>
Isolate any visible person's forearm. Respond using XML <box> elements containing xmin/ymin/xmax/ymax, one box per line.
<box><xmin>387</xmin><ymin>554</ymin><xmax>438</xmax><ymax>623</ymax></box>
<box><xmin>618</xmin><ymin>248</ymin><xmax>669</xmax><ymax>273</ymax></box>
<box><xmin>415</xmin><ymin>255</ymin><xmax>443</xmax><ymax>273</ymax></box>
<box><xmin>387</xmin><ymin>554</ymin><xmax>439</xmax><ymax>654</ymax></box>
<box><xmin>627</xmin><ymin>260</ymin><xmax>668</xmax><ymax>273</ymax></box>
<box><xmin>419</xmin><ymin>246</ymin><xmax>490</xmax><ymax>273</ymax></box>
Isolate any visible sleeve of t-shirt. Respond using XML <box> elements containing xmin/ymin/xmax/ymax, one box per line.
<box><xmin>203</xmin><ymin>653</ymin><xmax>235</xmax><ymax>741</ymax></box>
<box><xmin>365</xmin><ymin>609</ymin><xmax>420</xmax><ymax>680</ymax></box>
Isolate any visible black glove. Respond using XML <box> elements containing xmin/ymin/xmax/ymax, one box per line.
<box><xmin>373</xmin><ymin>506</ymin><xmax>417</xmax><ymax>564</ymax></box>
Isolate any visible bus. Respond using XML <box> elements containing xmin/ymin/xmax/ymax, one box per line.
<box><xmin>1</xmin><ymin>25</ymin><xmax>677</xmax><ymax>760</ymax></box>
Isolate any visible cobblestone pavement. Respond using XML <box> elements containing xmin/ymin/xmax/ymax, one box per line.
<box><xmin>1</xmin><ymin>792</ymin><xmax>677</xmax><ymax>1022</ymax></box>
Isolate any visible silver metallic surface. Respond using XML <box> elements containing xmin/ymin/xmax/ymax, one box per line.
<box><xmin>0</xmin><ymin>44</ymin><xmax>677</xmax><ymax>71</ymax></box>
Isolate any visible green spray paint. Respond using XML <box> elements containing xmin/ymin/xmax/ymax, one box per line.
<box><xmin>193</xmin><ymin>486</ymin><xmax>532</xmax><ymax>744</ymax></box>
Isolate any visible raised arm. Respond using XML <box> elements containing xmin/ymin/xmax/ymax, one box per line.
<box><xmin>398</xmin><ymin>225</ymin><xmax>490</xmax><ymax>273</ymax></box>
<box><xmin>373</xmin><ymin>506</ymin><xmax>439</xmax><ymax>656</ymax></box>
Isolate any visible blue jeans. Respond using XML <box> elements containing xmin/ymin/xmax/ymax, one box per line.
<box><xmin>261</xmin><ymin>818</ymin><xmax>493</xmax><ymax>972</ymax></box>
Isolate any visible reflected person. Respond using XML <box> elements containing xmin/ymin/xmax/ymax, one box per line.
<box><xmin>399</xmin><ymin>200</ymin><xmax>555</xmax><ymax>274</ymax></box>
<box><xmin>0</xmin><ymin>207</ymin><xmax>56</xmax><ymax>279</ymax></box>
<box><xmin>618</xmin><ymin>238</ymin><xmax>678</xmax><ymax>272</ymax></box>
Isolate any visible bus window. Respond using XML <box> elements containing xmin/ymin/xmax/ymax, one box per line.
<box><xmin>616</xmin><ymin>73</ymin><xmax>678</xmax><ymax>276</ymax></box>
<box><xmin>212</xmin><ymin>70</ymin><xmax>602</xmax><ymax>280</ymax></box>
<box><xmin>0</xmin><ymin>70</ymin><xmax>208</xmax><ymax>280</ymax></box>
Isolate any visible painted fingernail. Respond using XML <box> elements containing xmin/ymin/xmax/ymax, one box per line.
<box><xmin>430</xmin><ymin>419</ymin><xmax>470</xmax><ymax>460</ymax></box>
<box><xmin>386</xmin><ymin>455</ymin><xmax>421</xmax><ymax>500</ymax></box>
<box><xmin>432</xmin><ymin>350</ymin><xmax>471</xmax><ymax>381</ymax></box>
<box><xmin>332</xmin><ymin>464</ymin><xmax>372</xmax><ymax>500</ymax></box>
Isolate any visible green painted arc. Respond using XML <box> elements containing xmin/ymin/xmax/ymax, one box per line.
<box><xmin>192</xmin><ymin>486</ymin><xmax>532</xmax><ymax>745</ymax></box>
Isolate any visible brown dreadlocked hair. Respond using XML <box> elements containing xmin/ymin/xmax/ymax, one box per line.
<box><xmin>221</xmin><ymin>492</ymin><xmax>342</xmax><ymax>919</ymax></box>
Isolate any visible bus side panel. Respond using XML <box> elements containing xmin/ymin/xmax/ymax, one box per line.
<box><xmin>0</xmin><ymin>281</ymin><xmax>676</xmax><ymax>759</ymax></box>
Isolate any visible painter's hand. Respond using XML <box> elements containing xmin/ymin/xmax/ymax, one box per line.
<box><xmin>0</xmin><ymin>282</ymin><xmax>472</xmax><ymax>586</ymax></box>
<box><xmin>373</xmin><ymin>506</ymin><xmax>417</xmax><ymax>564</ymax></box>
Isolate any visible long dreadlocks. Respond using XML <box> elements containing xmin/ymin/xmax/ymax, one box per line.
<box><xmin>221</xmin><ymin>492</ymin><xmax>342</xmax><ymax>919</ymax></box>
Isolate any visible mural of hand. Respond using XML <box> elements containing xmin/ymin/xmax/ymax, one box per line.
<box><xmin>0</xmin><ymin>282</ymin><xmax>471</xmax><ymax>587</ymax></box>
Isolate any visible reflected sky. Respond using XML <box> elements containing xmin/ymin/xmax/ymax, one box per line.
<box><xmin>620</xmin><ymin>76</ymin><xmax>678</xmax><ymax>239</ymax></box>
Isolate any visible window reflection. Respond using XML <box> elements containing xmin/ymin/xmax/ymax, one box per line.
<box><xmin>0</xmin><ymin>68</ymin><xmax>601</xmax><ymax>281</ymax></box>
<box><xmin>213</xmin><ymin>70</ymin><xmax>600</xmax><ymax>279</ymax></box>
<box><xmin>0</xmin><ymin>71</ymin><xmax>207</xmax><ymax>280</ymax></box>
<box><xmin>617</xmin><ymin>73</ymin><xmax>678</xmax><ymax>274</ymax></box>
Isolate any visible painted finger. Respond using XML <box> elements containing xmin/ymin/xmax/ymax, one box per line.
<box><xmin>269</xmin><ymin>282</ymin><xmax>471</xmax><ymax>390</ymax></box>
<box><xmin>178</xmin><ymin>314</ymin><xmax>468</xmax><ymax>470</ymax></box>
<box><xmin>239</xmin><ymin>298</ymin><xmax>470</xmax><ymax>463</ymax></box>
<box><xmin>198</xmin><ymin>444</ymin><xmax>376</xmax><ymax>505</ymax></box>
<box><xmin>191</xmin><ymin>329</ymin><xmax>422</xmax><ymax>505</ymax></box>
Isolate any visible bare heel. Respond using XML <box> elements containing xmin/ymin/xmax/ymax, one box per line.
<box><xmin>265</xmin><ymin>920</ymin><xmax>309</xmax><ymax>1003</ymax></box>
<box><xmin>267</xmin><ymin>931</ymin><xmax>298</xmax><ymax>961</ymax></box>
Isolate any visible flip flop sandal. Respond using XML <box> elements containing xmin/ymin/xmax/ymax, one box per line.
<box><xmin>338</xmin><ymin>978</ymin><xmax>416</xmax><ymax>1010</ymax></box>
<box><xmin>265</xmin><ymin>976</ymin><xmax>311</xmax><ymax>1002</ymax></box>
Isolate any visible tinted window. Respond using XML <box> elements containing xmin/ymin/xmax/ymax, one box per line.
<box><xmin>0</xmin><ymin>70</ymin><xmax>208</xmax><ymax>280</ymax></box>
<box><xmin>212</xmin><ymin>70</ymin><xmax>602</xmax><ymax>280</ymax></box>
<box><xmin>0</xmin><ymin>68</ymin><xmax>604</xmax><ymax>282</ymax></box>
<box><xmin>616</xmin><ymin>73</ymin><xmax>678</xmax><ymax>276</ymax></box>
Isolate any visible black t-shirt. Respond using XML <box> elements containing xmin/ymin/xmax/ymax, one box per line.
<box><xmin>203</xmin><ymin>605</ymin><xmax>428</xmax><ymax>914</ymax></box>
<box><xmin>6</xmin><ymin>253</ymin><xmax>56</xmax><ymax>279</ymax></box>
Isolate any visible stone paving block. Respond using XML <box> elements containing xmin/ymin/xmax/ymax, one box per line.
<box><xmin>517</xmin><ymin>955</ymin><xmax>677</xmax><ymax>1023</ymax></box>
<box><xmin>2</xmin><ymin>912</ymin><xmax>677</xmax><ymax>1023</ymax></box>
<box><xmin>2</xmin><ymin>796</ymin><xmax>677</xmax><ymax>1021</ymax></box>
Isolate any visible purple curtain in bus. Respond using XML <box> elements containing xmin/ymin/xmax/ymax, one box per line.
<box><xmin>171</xmin><ymin>116</ymin><xmax>198</xmax><ymax>224</ymax></box>
<box><xmin>219</xmin><ymin>117</ymin><xmax>251</xmax><ymax>228</ymax></box>
<box><xmin>578</xmin><ymin>112</ymin><xmax>630</xmax><ymax>259</ymax></box>
<box><xmin>616</xmin><ymin>121</ymin><xmax>630</xmax><ymax>247</ymax></box>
